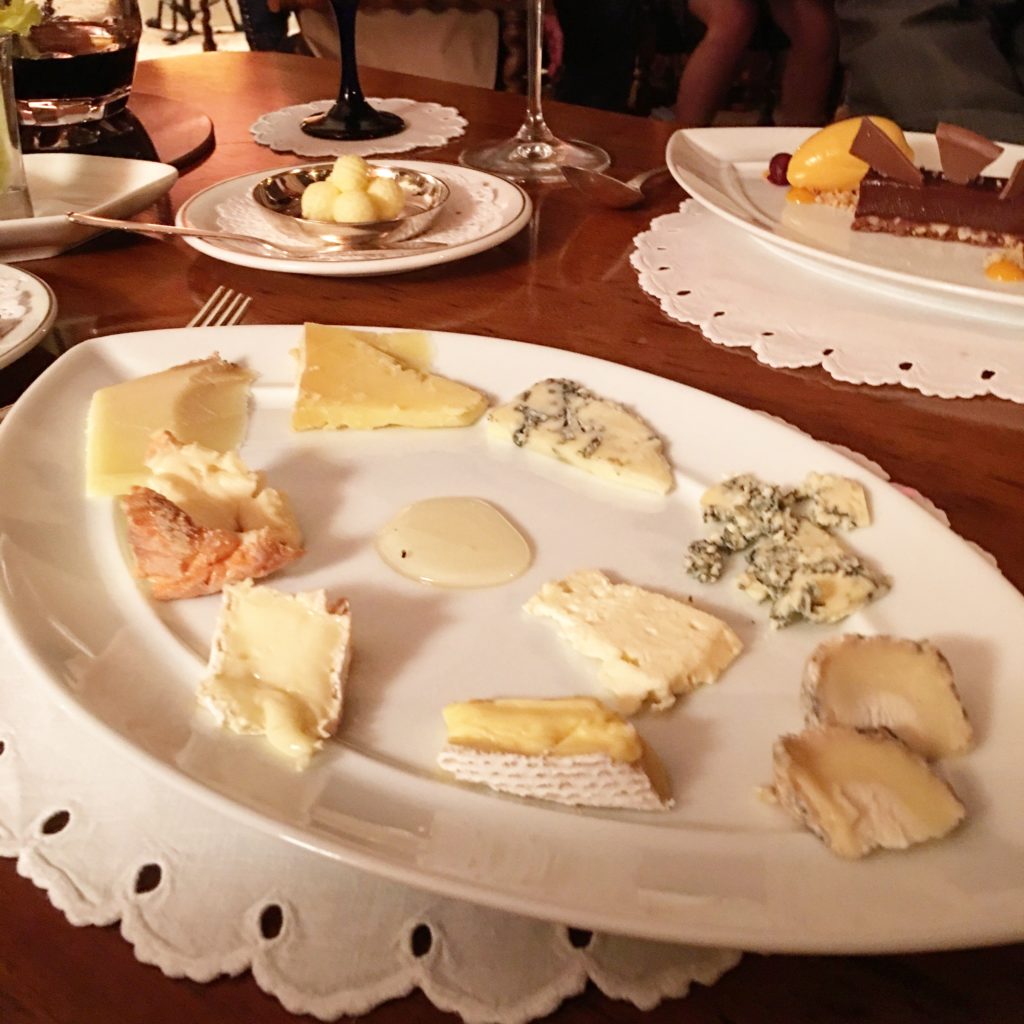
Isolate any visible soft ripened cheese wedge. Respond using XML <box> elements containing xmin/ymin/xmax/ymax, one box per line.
<box><xmin>524</xmin><ymin>570</ymin><xmax>742</xmax><ymax>713</ymax></box>
<box><xmin>438</xmin><ymin>696</ymin><xmax>671</xmax><ymax>810</ymax></box>
<box><xmin>803</xmin><ymin>635</ymin><xmax>972</xmax><ymax>759</ymax></box>
<box><xmin>487</xmin><ymin>378</ymin><xmax>673</xmax><ymax>494</ymax></box>
<box><xmin>86</xmin><ymin>356</ymin><xmax>254</xmax><ymax>497</ymax></box>
<box><xmin>769</xmin><ymin>725</ymin><xmax>966</xmax><ymax>858</ymax></box>
<box><xmin>120</xmin><ymin>432</ymin><xmax>304</xmax><ymax>600</ymax></box>
<box><xmin>292</xmin><ymin>323</ymin><xmax>487</xmax><ymax>430</ymax></box>
<box><xmin>198</xmin><ymin>581</ymin><xmax>352</xmax><ymax>768</ymax></box>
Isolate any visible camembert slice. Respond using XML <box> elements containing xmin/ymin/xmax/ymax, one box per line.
<box><xmin>770</xmin><ymin>725</ymin><xmax>966</xmax><ymax>858</ymax></box>
<box><xmin>524</xmin><ymin>570</ymin><xmax>741</xmax><ymax>713</ymax></box>
<box><xmin>438</xmin><ymin>697</ymin><xmax>671</xmax><ymax>810</ymax></box>
<box><xmin>487</xmin><ymin>378</ymin><xmax>673</xmax><ymax>494</ymax></box>
<box><xmin>293</xmin><ymin>323</ymin><xmax>487</xmax><ymax>430</ymax></box>
<box><xmin>86</xmin><ymin>356</ymin><xmax>254</xmax><ymax>497</ymax></box>
<box><xmin>199</xmin><ymin>581</ymin><xmax>352</xmax><ymax>768</ymax></box>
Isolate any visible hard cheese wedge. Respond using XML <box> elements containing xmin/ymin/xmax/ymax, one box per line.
<box><xmin>488</xmin><ymin>378</ymin><xmax>673</xmax><ymax>494</ymax></box>
<box><xmin>198</xmin><ymin>580</ymin><xmax>352</xmax><ymax>768</ymax></box>
<box><xmin>292</xmin><ymin>323</ymin><xmax>488</xmax><ymax>430</ymax></box>
<box><xmin>524</xmin><ymin>569</ymin><xmax>742</xmax><ymax>713</ymax></box>
<box><xmin>438</xmin><ymin>697</ymin><xmax>671</xmax><ymax>810</ymax></box>
<box><xmin>86</xmin><ymin>356</ymin><xmax>254</xmax><ymax>497</ymax></box>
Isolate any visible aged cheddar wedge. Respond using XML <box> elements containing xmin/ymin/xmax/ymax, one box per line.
<box><xmin>292</xmin><ymin>323</ymin><xmax>487</xmax><ymax>430</ymax></box>
<box><xmin>524</xmin><ymin>569</ymin><xmax>741</xmax><ymax>713</ymax></box>
<box><xmin>198</xmin><ymin>580</ymin><xmax>352</xmax><ymax>768</ymax></box>
<box><xmin>803</xmin><ymin>635</ymin><xmax>972</xmax><ymax>759</ymax></box>
<box><xmin>770</xmin><ymin>725</ymin><xmax>966</xmax><ymax>858</ymax></box>
<box><xmin>438</xmin><ymin>697</ymin><xmax>671</xmax><ymax>810</ymax></box>
<box><xmin>86</xmin><ymin>356</ymin><xmax>254</xmax><ymax>497</ymax></box>
<box><xmin>487</xmin><ymin>378</ymin><xmax>674</xmax><ymax>494</ymax></box>
<box><xmin>121</xmin><ymin>432</ymin><xmax>303</xmax><ymax>600</ymax></box>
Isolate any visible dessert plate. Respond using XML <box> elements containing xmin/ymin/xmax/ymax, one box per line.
<box><xmin>0</xmin><ymin>265</ymin><xmax>56</xmax><ymax>370</ymax></box>
<box><xmin>2</xmin><ymin>326</ymin><xmax>1023</xmax><ymax>954</ymax></box>
<box><xmin>0</xmin><ymin>153</ymin><xmax>178</xmax><ymax>263</ymax></box>
<box><xmin>176</xmin><ymin>161</ymin><xmax>531</xmax><ymax>276</ymax></box>
<box><xmin>667</xmin><ymin>127</ymin><xmax>1024</xmax><ymax>319</ymax></box>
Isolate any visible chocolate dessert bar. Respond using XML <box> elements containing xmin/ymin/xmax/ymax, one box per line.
<box><xmin>853</xmin><ymin>170</ymin><xmax>1024</xmax><ymax>248</ymax></box>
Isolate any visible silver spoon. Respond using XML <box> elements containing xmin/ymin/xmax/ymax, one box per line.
<box><xmin>562</xmin><ymin>165</ymin><xmax>671</xmax><ymax>208</ymax></box>
<box><xmin>65</xmin><ymin>212</ymin><xmax>444</xmax><ymax>260</ymax></box>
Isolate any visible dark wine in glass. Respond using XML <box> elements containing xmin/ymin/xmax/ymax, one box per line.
<box><xmin>301</xmin><ymin>0</ymin><xmax>405</xmax><ymax>141</ymax></box>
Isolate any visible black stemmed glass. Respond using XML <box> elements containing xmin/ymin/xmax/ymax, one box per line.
<box><xmin>301</xmin><ymin>0</ymin><xmax>405</xmax><ymax>141</ymax></box>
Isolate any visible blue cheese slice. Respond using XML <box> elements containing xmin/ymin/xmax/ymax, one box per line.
<box><xmin>801</xmin><ymin>473</ymin><xmax>871</xmax><ymax>531</ymax></box>
<box><xmin>198</xmin><ymin>581</ymin><xmax>352</xmax><ymax>768</ymax></box>
<box><xmin>524</xmin><ymin>569</ymin><xmax>741</xmax><ymax>713</ymax></box>
<box><xmin>487</xmin><ymin>378</ymin><xmax>673</xmax><ymax>494</ymax></box>
<box><xmin>739</xmin><ymin>519</ymin><xmax>887</xmax><ymax>627</ymax></box>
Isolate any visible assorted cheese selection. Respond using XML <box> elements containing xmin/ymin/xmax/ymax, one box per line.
<box><xmin>83</xmin><ymin>324</ymin><xmax>979</xmax><ymax>857</ymax></box>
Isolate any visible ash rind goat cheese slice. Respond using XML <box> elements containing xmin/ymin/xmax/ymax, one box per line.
<box><xmin>487</xmin><ymin>378</ymin><xmax>673</xmax><ymax>494</ymax></box>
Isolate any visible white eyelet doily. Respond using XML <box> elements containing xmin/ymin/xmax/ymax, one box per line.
<box><xmin>631</xmin><ymin>202</ymin><xmax>1024</xmax><ymax>402</ymax></box>
<box><xmin>251</xmin><ymin>98</ymin><xmax>467</xmax><ymax>158</ymax></box>
<box><xmin>216</xmin><ymin>165</ymin><xmax>507</xmax><ymax>255</ymax></box>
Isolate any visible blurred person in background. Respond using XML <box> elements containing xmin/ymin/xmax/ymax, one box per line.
<box><xmin>836</xmin><ymin>0</ymin><xmax>1024</xmax><ymax>142</ymax></box>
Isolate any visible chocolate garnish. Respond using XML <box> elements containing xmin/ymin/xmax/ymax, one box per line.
<box><xmin>935</xmin><ymin>122</ymin><xmax>1004</xmax><ymax>184</ymax></box>
<box><xmin>999</xmin><ymin>158</ymin><xmax>1024</xmax><ymax>201</ymax></box>
<box><xmin>849</xmin><ymin>118</ymin><xmax>923</xmax><ymax>186</ymax></box>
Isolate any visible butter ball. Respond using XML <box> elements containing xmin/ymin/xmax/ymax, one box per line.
<box><xmin>329</xmin><ymin>154</ymin><xmax>371</xmax><ymax>193</ymax></box>
<box><xmin>300</xmin><ymin>180</ymin><xmax>342</xmax><ymax>221</ymax></box>
<box><xmin>367</xmin><ymin>176</ymin><xmax>405</xmax><ymax>221</ymax></box>
<box><xmin>331</xmin><ymin>189</ymin><xmax>379</xmax><ymax>224</ymax></box>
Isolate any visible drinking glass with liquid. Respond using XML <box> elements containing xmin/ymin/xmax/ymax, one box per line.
<box><xmin>13</xmin><ymin>0</ymin><xmax>141</xmax><ymax>134</ymax></box>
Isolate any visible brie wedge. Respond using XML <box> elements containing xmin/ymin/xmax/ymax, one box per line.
<box><xmin>199</xmin><ymin>581</ymin><xmax>352</xmax><ymax>768</ymax></box>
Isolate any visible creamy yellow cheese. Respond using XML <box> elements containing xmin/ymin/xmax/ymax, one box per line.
<box><xmin>86</xmin><ymin>356</ymin><xmax>254</xmax><ymax>497</ymax></box>
<box><xmin>292</xmin><ymin>323</ymin><xmax>487</xmax><ymax>431</ymax></box>
<box><xmin>443</xmin><ymin>696</ymin><xmax>643</xmax><ymax>761</ymax></box>
<box><xmin>144</xmin><ymin>431</ymin><xmax>302</xmax><ymax>546</ymax></box>
<box><xmin>524</xmin><ymin>569</ymin><xmax>742</xmax><ymax>713</ymax></box>
<box><xmin>787</xmin><ymin>116</ymin><xmax>914</xmax><ymax>193</ymax></box>
<box><xmin>199</xmin><ymin>581</ymin><xmax>351</xmax><ymax>767</ymax></box>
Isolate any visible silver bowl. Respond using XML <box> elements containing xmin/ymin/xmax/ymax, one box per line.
<box><xmin>251</xmin><ymin>164</ymin><xmax>450</xmax><ymax>248</ymax></box>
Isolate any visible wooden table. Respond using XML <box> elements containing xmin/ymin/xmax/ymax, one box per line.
<box><xmin>2</xmin><ymin>51</ymin><xmax>1023</xmax><ymax>1024</ymax></box>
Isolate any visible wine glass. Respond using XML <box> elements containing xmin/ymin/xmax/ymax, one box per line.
<box><xmin>459</xmin><ymin>0</ymin><xmax>609</xmax><ymax>184</ymax></box>
<box><xmin>301</xmin><ymin>0</ymin><xmax>404</xmax><ymax>141</ymax></box>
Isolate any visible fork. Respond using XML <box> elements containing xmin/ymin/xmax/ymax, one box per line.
<box><xmin>187</xmin><ymin>285</ymin><xmax>253</xmax><ymax>328</ymax></box>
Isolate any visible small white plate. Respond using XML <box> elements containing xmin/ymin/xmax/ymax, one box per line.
<box><xmin>667</xmin><ymin>127</ymin><xmax>1024</xmax><ymax>319</ymax></box>
<box><xmin>2</xmin><ymin>325</ymin><xmax>1024</xmax><ymax>954</ymax></box>
<box><xmin>0</xmin><ymin>153</ymin><xmax>178</xmax><ymax>263</ymax></box>
<box><xmin>0</xmin><ymin>264</ymin><xmax>56</xmax><ymax>369</ymax></box>
<box><xmin>175</xmin><ymin>160</ymin><xmax>531</xmax><ymax>276</ymax></box>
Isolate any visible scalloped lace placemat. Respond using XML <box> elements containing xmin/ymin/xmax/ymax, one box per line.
<box><xmin>0</xmin><ymin>422</ymin><xmax>994</xmax><ymax>1022</ymax></box>
<box><xmin>631</xmin><ymin>202</ymin><xmax>1024</xmax><ymax>402</ymax></box>
<box><xmin>251</xmin><ymin>99</ymin><xmax>467</xmax><ymax>159</ymax></box>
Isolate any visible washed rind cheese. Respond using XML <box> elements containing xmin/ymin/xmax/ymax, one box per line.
<box><xmin>120</xmin><ymin>432</ymin><xmax>303</xmax><ymax>600</ymax></box>
<box><xmin>770</xmin><ymin>725</ymin><xmax>966</xmax><ymax>858</ymax></box>
<box><xmin>199</xmin><ymin>580</ymin><xmax>352</xmax><ymax>768</ymax></box>
<box><xmin>803</xmin><ymin>635</ymin><xmax>972</xmax><ymax>759</ymax></box>
<box><xmin>524</xmin><ymin>569</ymin><xmax>742</xmax><ymax>713</ymax></box>
<box><xmin>292</xmin><ymin>323</ymin><xmax>487</xmax><ymax>430</ymax></box>
<box><xmin>86</xmin><ymin>355</ymin><xmax>254</xmax><ymax>497</ymax></box>
<box><xmin>487</xmin><ymin>378</ymin><xmax>674</xmax><ymax>495</ymax></box>
<box><xmin>438</xmin><ymin>696</ymin><xmax>671</xmax><ymax>810</ymax></box>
